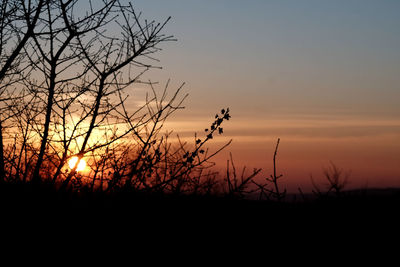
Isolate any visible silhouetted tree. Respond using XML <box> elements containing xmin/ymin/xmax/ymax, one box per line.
<box><xmin>252</xmin><ymin>138</ymin><xmax>286</xmax><ymax>201</ymax></box>
<box><xmin>311</xmin><ymin>161</ymin><xmax>351</xmax><ymax>198</ymax></box>
<box><xmin>0</xmin><ymin>0</ymin><xmax>236</xmax><ymax>197</ymax></box>
<box><xmin>0</xmin><ymin>0</ymin><xmax>45</xmax><ymax>183</ymax></box>
<box><xmin>224</xmin><ymin>152</ymin><xmax>261</xmax><ymax>199</ymax></box>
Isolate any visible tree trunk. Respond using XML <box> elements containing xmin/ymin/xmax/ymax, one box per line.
<box><xmin>31</xmin><ymin>72</ymin><xmax>56</xmax><ymax>184</ymax></box>
<box><xmin>0</xmin><ymin>120</ymin><xmax>5</xmax><ymax>183</ymax></box>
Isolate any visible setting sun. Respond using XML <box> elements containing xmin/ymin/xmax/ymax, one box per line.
<box><xmin>68</xmin><ymin>157</ymin><xmax>86</xmax><ymax>172</ymax></box>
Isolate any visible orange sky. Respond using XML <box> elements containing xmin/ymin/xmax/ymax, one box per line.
<box><xmin>124</xmin><ymin>0</ymin><xmax>400</xmax><ymax>192</ymax></box>
<box><xmin>160</xmin><ymin>113</ymin><xmax>400</xmax><ymax>193</ymax></box>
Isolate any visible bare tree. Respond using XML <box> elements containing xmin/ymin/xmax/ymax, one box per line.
<box><xmin>0</xmin><ymin>0</ymin><xmax>178</xmax><ymax>187</ymax></box>
<box><xmin>253</xmin><ymin>138</ymin><xmax>287</xmax><ymax>202</ymax></box>
<box><xmin>0</xmin><ymin>0</ymin><xmax>45</xmax><ymax>183</ymax></box>
<box><xmin>310</xmin><ymin>161</ymin><xmax>351</xmax><ymax>198</ymax></box>
<box><xmin>224</xmin><ymin>152</ymin><xmax>261</xmax><ymax>199</ymax></box>
<box><xmin>0</xmin><ymin>0</ymin><xmax>237</xmax><ymax>198</ymax></box>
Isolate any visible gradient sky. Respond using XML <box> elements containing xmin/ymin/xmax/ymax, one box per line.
<box><xmin>128</xmin><ymin>0</ymin><xmax>400</xmax><ymax>192</ymax></box>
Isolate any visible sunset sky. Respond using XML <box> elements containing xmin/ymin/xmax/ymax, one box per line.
<box><xmin>129</xmin><ymin>0</ymin><xmax>400</xmax><ymax>192</ymax></box>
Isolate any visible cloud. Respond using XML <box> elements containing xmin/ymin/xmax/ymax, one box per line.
<box><xmin>162</xmin><ymin>115</ymin><xmax>400</xmax><ymax>142</ymax></box>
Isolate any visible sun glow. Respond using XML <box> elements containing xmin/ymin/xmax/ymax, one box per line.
<box><xmin>68</xmin><ymin>156</ymin><xmax>86</xmax><ymax>172</ymax></box>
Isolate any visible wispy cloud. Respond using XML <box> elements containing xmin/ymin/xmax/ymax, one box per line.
<box><xmin>163</xmin><ymin>114</ymin><xmax>400</xmax><ymax>141</ymax></box>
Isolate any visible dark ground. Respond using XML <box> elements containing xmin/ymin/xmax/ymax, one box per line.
<box><xmin>2</xmin><ymin>182</ymin><xmax>400</xmax><ymax>221</ymax></box>
<box><xmin>1</xmin><ymin>182</ymin><xmax>400</xmax><ymax>245</ymax></box>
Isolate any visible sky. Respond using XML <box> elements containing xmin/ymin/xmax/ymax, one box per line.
<box><xmin>128</xmin><ymin>0</ymin><xmax>400</xmax><ymax>192</ymax></box>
